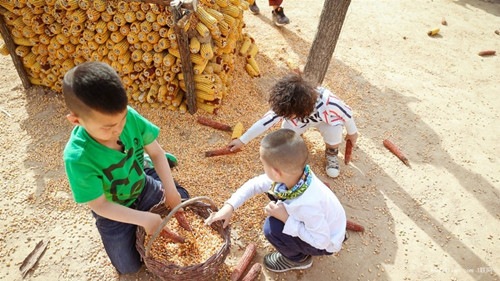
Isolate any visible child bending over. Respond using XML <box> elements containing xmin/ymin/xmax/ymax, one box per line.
<box><xmin>229</xmin><ymin>72</ymin><xmax>358</xmax><ymax>178</ymax></box>
<box><xmin>206</xmin><ymin>129</ymin><xmax>347</xmax><ymax>272</ymax></box>
<box><xmin>62</xmin><ymin>62</ymin><xmax>190</xmax><ymax>274</ymax></box>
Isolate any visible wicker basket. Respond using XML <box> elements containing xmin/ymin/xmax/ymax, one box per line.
<box><xmin>136</xmin><ymin>196</ymin><xmax>231</xmax><ymax>281</ymax></box>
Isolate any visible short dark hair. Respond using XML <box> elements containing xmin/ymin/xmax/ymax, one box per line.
<box><xmin>268</xmin><ymin>72</ymin><xmax>318</xmax><ymax>120</ymax></box>
<box><xmin>62</xmin><ymin>61</ymin><xmax>128</xmax><ymax>117</ymax></box>
<box><xmin>260</xmin><ymin>129</ymin><xmax>308</xmax><ymax>174</ymax></box>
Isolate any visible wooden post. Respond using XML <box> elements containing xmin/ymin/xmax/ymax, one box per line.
<box><xmin>303</xmin><ymin>0</ymin><xmax>351</xmax><ymax>86</ymax></box>
<box><xmin>170</xmin><ymin>4</ymin><xmax>197</xmax><ymax>114</ymax></box>
<box><xmin>0</xmin><ymin>10</ymin><xmax>31</xmax><ymax>89</ymax></box>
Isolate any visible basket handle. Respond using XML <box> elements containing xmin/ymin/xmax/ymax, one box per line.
<box><xmin>145</xmin><ymin>196</ymin><xmax>217</xmax><ymax>257</ymax></box>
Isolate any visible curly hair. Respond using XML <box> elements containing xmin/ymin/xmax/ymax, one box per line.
<box><xmin>268</xmin><ymin>72</ymin><xmax>318</xmax><ymax>120</ymax></box>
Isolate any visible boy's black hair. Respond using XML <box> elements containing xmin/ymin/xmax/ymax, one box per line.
<box><xmin>62</xmin><ymin>61</ymin><xmax>128</xmax><ymax>117</ymax></box>
<box><xmin>268</xmin><ymin>72</ymin><xmax>318</xmax><ymax>121</ymax></box>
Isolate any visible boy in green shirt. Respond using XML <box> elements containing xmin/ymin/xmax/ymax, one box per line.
<box><xmin>62</xmin><ymin>61</ymin><xmax>190</xmax><ymax>274</ymax></box>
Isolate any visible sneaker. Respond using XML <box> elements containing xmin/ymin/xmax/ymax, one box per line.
<box><xmin>249</xmin><ymin>2</ymin><xmax>260</xmax><ymax>14</ymax></box>
<box><xmin>325</xmin><ymin>148</ymin><xmax>340</xmax><ymax>178</ymax></box>
<box><xmin>272</xmin><ymin>7</ymin><xmax>290</xmax><ymax>26</ymax></box>
<box><xmin>264</xmin><ymin>252</ymin><xmax>312</xmax><ymax>272</ymax></box>
<box><xmin>144</xmin><ymin>153</ymin><xmax>178</xmax><ymax>169</ymax></box>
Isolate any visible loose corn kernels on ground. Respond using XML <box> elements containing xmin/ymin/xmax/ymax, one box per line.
<box><xmin>0</xmin><ymin>0</ymin><xmax>260</xmax><ymax>114</ymax></box>
<box><xmin>145</xmin><ymin>209</ymin><xmax>224</xmax><ymax>267</ymax></box>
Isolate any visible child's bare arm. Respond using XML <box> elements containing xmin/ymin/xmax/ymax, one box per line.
<box><xmin>144</xmin><ymin>140</ymin><xmax>192</xmax><ymax>231</ymax></box>
<box><xmin>205</xmin><ymin>203</ymin><xmax>234</xmax><ymax>228</ymax></box>
<box><xmin>144</xmin><ymin>140</ymin><xmax>182</xmax><ymax>209</ymax></box>
<box><xmin>88</xmin><ymin>195</ymin><xmax>185</xmax><ymax>242</ymax></box>
<box><xmin>88</xmin><ymin>195</ymin><xmax>160</xmax><ymax>234</ymax></box>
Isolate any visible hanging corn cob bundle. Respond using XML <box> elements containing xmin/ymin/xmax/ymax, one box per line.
<box><xmin>0</xmin><ymin>0</ymin><xmax>260</xmax><ymax>114</ymax></box>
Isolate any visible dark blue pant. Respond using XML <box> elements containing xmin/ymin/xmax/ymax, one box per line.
<box><xmin>263</xmin><ymin>216</ymin><xmax>333</xmax><ymax>262</ymax></box>
<box><xmin>92</xmin><ymin>169</ymin><xmax>189</xmax><ymax>274</ymax></box>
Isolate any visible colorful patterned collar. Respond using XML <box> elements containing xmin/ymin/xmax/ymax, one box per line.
<box><xmin>268</xmin><ymin>165</ymin><xmax>311</xmax><ymax>200</ymax></box>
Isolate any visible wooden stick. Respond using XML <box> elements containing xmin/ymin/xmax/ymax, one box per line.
<box><xmin>241</xmin><ymin>263</ymin><xmax>262</xmax><ymax>281</ymax></box>
<box><xmin>346</xmin><ymin>220</ymin><xmax>364</xmax><ymax>232</ymax></box>
<box><xmin>197</xmin><ymin>116</ymin><xmax>232</xmax><ymax>131</ymax></box>
<box><xmin>0</xmin><ymin>106</ymin><xmax>11</xmax><ymax>117</ymax></box>
<box><xmin>383</xmin><ymin>139</ymin><xmax>410</xmax><ymax>167</ymax></box>
<box><xmin>231</xmin><ymin>243</ymin><xmax>257</xmax><ymax>281</ymax></box>
<box><xmin>20</xmin><ymin>238</ymin><xmax>49</xmax><ymax>278</ymax></box>
<box><xmin>205</xmin><ymin>147</ymin><xmax>241</xmax><ymax>157</ymax></box>
<box><xmin>0</xmin><ymin>13</ymin><xmax>31</xmax><ymax>89</ymax></box>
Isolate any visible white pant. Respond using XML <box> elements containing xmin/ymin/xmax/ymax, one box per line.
<box><xmin>282</xmin><ymin>120</ymin><xmax>343</xmax><ymax>146</ymax></box>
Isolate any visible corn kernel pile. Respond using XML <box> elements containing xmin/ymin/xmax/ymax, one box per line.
<box><xmin>145</xmin><ymin>209</ymin><xmax>224</xmax><ymax>267</ymax></box>
<box><xmin>0</xmin><ymin>0</ymin><xmax>260</xmax><ymax>114</ymax></box>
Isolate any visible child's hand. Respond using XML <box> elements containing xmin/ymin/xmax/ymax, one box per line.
<box><xmin>264</xmin><ymin>201</ymin><xmax>289</xmax><ymax>223</ymax></box>
<box><xmin>143</xmin><ymin>212</ymin><xmax>164</xmax><ymax>235</ymax></box>
<box><xmin>228</xmin><ymin>139</ymin><xmax>244</xmax><ymax>152</ymax></box>
<box><xmin>345</xmin><ymin>132</ymin><xmax>358</xmax><ymax>147</ymax></box>
<box><xmin>174</xmin><ymin>209</ymin><xmax>192</xmax><ymax>231</ymax></box>
<box><xmin>160</xmin><ymin>228</ymin><xmax>186</xmax><ymax>243</ymax></box>
<box><xmin>143</xmin><ymin>212</ymin><xmax>185</xmax><ymax>243</ymax></box>
<box><xmin>204</xmin><ymin>203</ymin><xmax>234</xmax><ymax>228</ymax></box>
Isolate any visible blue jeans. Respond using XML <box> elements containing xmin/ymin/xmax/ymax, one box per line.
<box><xmin>263</xmin><ymin>216</ymin><xmax>333</xmax><ymax>262</ymax></box>
<box><xmin>92</xmin><ymin>169</ymin><xmax>189</xmax><ymax>274</ymax></box>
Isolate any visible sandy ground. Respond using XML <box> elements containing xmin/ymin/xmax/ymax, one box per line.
<box><xmin>1</xmin><ymin>0</ymin><xmax>499</xmax><ymax>280</ymax></box>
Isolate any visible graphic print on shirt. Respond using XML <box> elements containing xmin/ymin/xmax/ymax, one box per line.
<box><xmin>298</xmin><ymin>112</ymin><xmax>322</xmax><ymax>127</ymax></box>
<box><xmin>102</xmin><ymin>139</ymin><xmax>144</xmax><ymax>206</ymax></box>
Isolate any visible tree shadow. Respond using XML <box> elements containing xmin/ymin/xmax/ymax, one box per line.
<box><xmin>452</xmin><ymin>0</ymin><xmax>500</xmax><ymax>17</ymax></box>
<box><xmin>235</xmin><ymin>20</ymin><xmax>499</xmax><ymax>279</ymax></box>
<box><xmin>315</xmin><ymin>58</ymin><xmax>499</xmax><ymax>279</ymax></box>
<box><xmin>19</xmin><ymin>87</ymin><xmax>73</xmax><ymax>199</ymax></box>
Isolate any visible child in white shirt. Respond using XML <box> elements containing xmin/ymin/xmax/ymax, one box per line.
<box><xmin>206</xmin><ymin>129</ymin><xmax>346</xmax><ymax>272</ymax></box>
<box><xmin>229</xmin><ymin>72</ymin><xmax>358</xmax><ymax>178</ymax></box>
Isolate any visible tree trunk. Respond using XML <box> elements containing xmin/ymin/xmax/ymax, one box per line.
<box><xmin>0</xmin><ymin>11</ymin><xmax>31</xmax><ymax>89</ymax></box>
<box><xmin>171</xmin><ymin>7</ymin><xmax>197</xmax><ymax>114</ymax></box>
<box><xmin>303</xmin><ymin>0</ymin><xmax>351</xmax><ymax>86</ymax></box>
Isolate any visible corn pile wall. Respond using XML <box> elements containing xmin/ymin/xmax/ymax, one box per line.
<box><xmin>0</xmin><ymin>0</ymin><xmax>260</xmax><ymax>114</ymax></box>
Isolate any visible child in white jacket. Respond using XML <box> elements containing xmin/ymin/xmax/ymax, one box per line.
<box><xmin>206</xmin><ymin>129</ymin><xmax>346</xmax><ymax>272</ymax></box>
<box><xmin>229</xmin><ymin>72</ymin><xmax>358</xmax><ymax>178</ymax></box>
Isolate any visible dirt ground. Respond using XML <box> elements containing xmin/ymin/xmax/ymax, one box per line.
<box><xmin>1</xmin><ymin>0</ymin><xmax>499</xmax><ymax>280</ymax></box>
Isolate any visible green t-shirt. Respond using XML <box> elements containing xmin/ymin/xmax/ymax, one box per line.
<box><xmin>64</xmin><ymin>106</ymin><xmax>160</xmax><ymax>207</ymax></box>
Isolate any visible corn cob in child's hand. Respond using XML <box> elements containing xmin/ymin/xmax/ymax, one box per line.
<box><xmin>205</xmin><ymin>146</ymin><xmax>241</xmax><ymax>157</ymax></box>
<box><xmin>175</xmin><ymin>210</ymin><xmax>193</xmax><ymax>232</ymax></box>
<box><xmin>344</xmin><ymin>139</ymin><xmax>353</xmax><ymax>165</ymax></box>
<box><xmin>160</xmin><ymin>228</ymin><xmax>186</xmax><ymax>243</ymax></box>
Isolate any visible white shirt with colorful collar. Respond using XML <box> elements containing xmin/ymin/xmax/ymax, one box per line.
<box><xmin>226</xmin><ymin>170</ymin><xmax>347</xmax><ymax>253</ymax></box>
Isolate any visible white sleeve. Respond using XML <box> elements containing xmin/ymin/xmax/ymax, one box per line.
<box><xmin>321</xmin><ymin>89</ymin><xmax>358</xmax><ymax>135</ymax></box>
<box><xmin>282</xmin><ymin>207</ymin><xmax>332</xmax><ymax>250</ymax></box>
<box><xmin>239</xmin><ymin>110</ymin><xmax>282</xmax><ymax>144</ymax></box>
<box><xmin>226</xmin><ymin>174</ymin><xmax>272</xmax><ymax>210</ymax></box>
